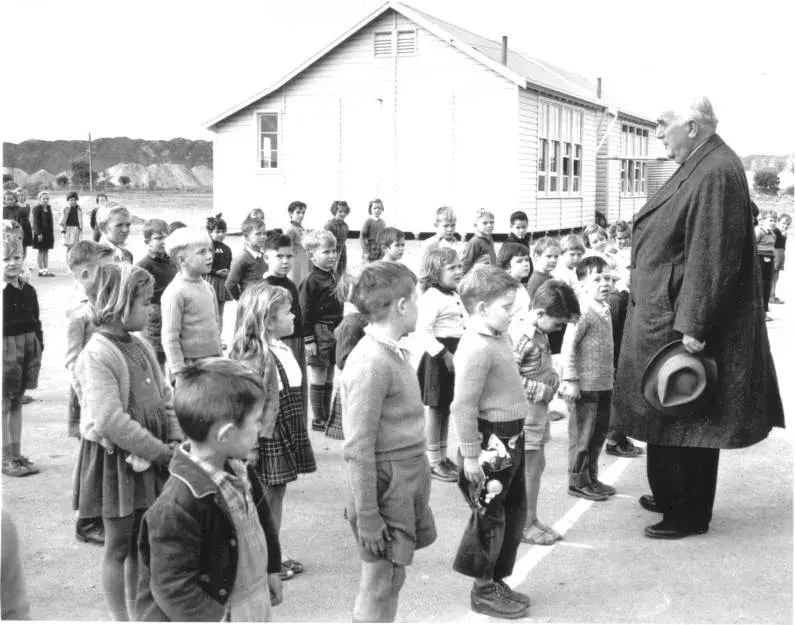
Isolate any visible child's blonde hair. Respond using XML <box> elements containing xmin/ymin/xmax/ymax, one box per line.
<box><xmin>304</xmin><ymin>229</ymin><xmax>336</xmax><ymax>254</ymax></box>
<box><xmin>3</xmin><ymin>231</ymin><xmax>22</xmax><ymax>258</ymax></box>
<box><xmin>419</xmin><ymin>247</ymin><xmax>458</xmax><ymax>292</ymax></box>
<box><xmin>458</xmin><ymin>265</ymin><xmax>519</xmax><ymax>315</ymax></box>
<box><xmin>336</xmin><ymin>265</ymin><xmax>365</xmax><ymax>303</ymax></box>
<box><xmin>3</xmin><ymin>219</ymin><xmax>23</xmax><ymax>240</ymax></box>
<box><xmin>474</xmin><ymin>208</ymin><xmax>495</xmax><ymax>223</ymax></box>
<box><xmin>230</xmin><ymin>282</ymin><xmax>292</xmax><ymax>374</ymax></box>
<box><xmin>88</xmin><ymin>263</ymin><xmax>154</xmax><ymax>326</ymax></box>
<box><xmin>95</xmin><ymin>203</ymin><xmax>130</xmax><ymax>233</ymax></box>
<box><xmin>166</xmin><ymin>227</ymin><xmax>212</xmax><ymax>263</ymax></box>
<box><xmin>433</xmin><ymin>206</ymin><xmax>456</xmax><ymax>225</ymax></box>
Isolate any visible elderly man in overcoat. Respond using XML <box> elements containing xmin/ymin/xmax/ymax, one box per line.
<box><xmin>612</xmin><ymin>96</ymin><xmax>784</xmax><ymax>539</ymax></box>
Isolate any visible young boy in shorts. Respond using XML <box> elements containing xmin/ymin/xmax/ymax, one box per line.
<box><xmin>161</xmin><ymin>228</ymin><xmax>222</xmax><ymax>377</ymax></box>
<box><xmin>510</xmin><ymin>280</ymin><xmax>579</xmax><ymax>545</ymax></box>
<box><xmin>421</xmin><ymin>206</ymin><xmax>458</xmax><ymax>262</ymax></box>
<box><xmin>451</xmin><ymin>265</ymin><xmax>531</xmax><ymax>619</ymax></box>
<box><xmin>136</xmin><ymin>358</ymin><xmax>283</xmax><ymax>621</ymax></box>
<box><xmin>300</xmin><ymin>229</ymin><xmax>343</xmax><ymax>431</ymax></box>
<box><xmin>559</xmin><ymin>255</ymin><xmax>616</xmax><ymax>501</ymax></box>
<box><xmin>341</xmin><ymin>262</ymin><xmax>436</xmax><ymax>622</ymax></box>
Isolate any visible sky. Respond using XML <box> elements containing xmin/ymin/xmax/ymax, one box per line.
<box><xmin>2</xmin><ymin>0</ymin><xmax>793</xmax><ymax>157</ymax></box>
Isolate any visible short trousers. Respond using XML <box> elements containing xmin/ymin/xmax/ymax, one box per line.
<box><xmin>523</xmin><ymin>412</ymin><xmax>551</xmax><ymax>451</ymax></box>
<box><xmin>773</xmin><ymin>248</ymin><xmax>785</xmax><ymax>271</ymax></box>
<box><xmin>345</xmin><ymin>456</ymin><xmax>436</xmax><ymax>566</ymax></box>
<box><xmin>307</xmin><ymin>323</ymin><xmax>336</xmax><ymax>368</ymax></box>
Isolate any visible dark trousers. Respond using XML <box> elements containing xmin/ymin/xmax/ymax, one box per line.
<box><xmin>647</xmin><ymin>444</ymin><xmax>719</xmax><ymax>530</ymax></box>
<box><xmin>759</xmin><ymin>255</ymin><xmax>773</xmax><ymax>311</ymax></box>
<box><xmin>453</xmin><ymin>420</ymin><xmax>526</xmax><ymax>582</ymax></box>
<box><xmin>568</xmin><ymin>390</ymin><xmax>611</xmax><ymax>487</ymax></box>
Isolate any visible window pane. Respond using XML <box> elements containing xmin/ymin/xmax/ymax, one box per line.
<box><xmin>551</xmin><ymin>141</ymin><xmax>559</xmax><ymax>171</ymax></box>
<box><xmin>573</xmin><ymin>177</ymin><xmax>580</xmax><ymax>192</ymax></box>
<box><xmin>562</xmin><ymin>176</ymin><xmax>569</xmax><ymax>191</ymax></box>
<box><xmin>538</xmin><ymin>139</ymin><xmax>547</xmax><ymax>172</ymax></box>
<box><xmin>550</xmin><ymin>176</ymin><xmax>557</xmax><ymax>192</ymax></box>
<box><xmin>538</xmin><ymin>175</ymin><xmax>546</xmax><ymax>191</ymax></box>
<box><xmin>573</xmin><ymin>158</ymin><xmax>580</xmax><ymax>176</ymax></box>
<box><xmin>260</xmin><ymin>113</ymin><xmax>278</xmax><ymax>132</ymax></box>
<box><xmin>621</xmin><ymin>160</ymin><xmax>627</xmax><ymax>193</ymax></box>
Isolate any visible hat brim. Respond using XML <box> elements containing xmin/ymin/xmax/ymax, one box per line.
<box><xmin>641</xmin><ymin>339</ymin><xmax>718</xmax><ymax>417</ymax></box>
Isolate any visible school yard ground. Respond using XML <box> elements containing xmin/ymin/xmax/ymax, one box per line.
<box><xmin>2</xmin><ymin>216</ymin><xmax>792</xmax><ymax>622</ymax></box>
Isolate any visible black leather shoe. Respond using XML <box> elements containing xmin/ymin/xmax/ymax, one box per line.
<box><xmin>643</xmin><ymin>521</ymin><xmax>708</xmax><ymax>540</ymax></box>
<box><xmin>639</xmin><ymin>494</ymin><xmax>661</xmax><ymax>513</ymax></box>
<box><xmin>568</xmin><ymin>484</ymin><xmax>608</xmax><ymax>501</ymax></box>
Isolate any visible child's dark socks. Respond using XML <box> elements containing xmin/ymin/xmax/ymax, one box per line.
<box><xmin>310</xmin><ymin>384</ymin><xmax>326</xmax><ymax>423</ymax></box>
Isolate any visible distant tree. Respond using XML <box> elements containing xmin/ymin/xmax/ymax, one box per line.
<box><xmin>2</xmin><ymin>174</ymin><xmax>12</xmax><ymax>184</ymax></box>
<box><xmin>147</xmin><ymin>179</ymin><xmax>158</xmax><ymax>191</ymax></box>
<box><xmin>784</xmin><ymin>185</ymin><xmax>794</xmax><ymax>196</ymax></box>
<box><xmin>754</xmin><ymin>169</ymin><xmax>780</xmax><ymax>195</ymax></box>
<box><xmin>56</xmin><ymin>174</ymin><xmax>69</xmax><ymax>188</ymax></box>
<box><xmin>119</xmin><ymin>175</ymin><xmax>131</xmax><ymax>188</ymax></box>
<box><xmin>71</xmin><ymin>160</ymin><xmax>98</xmax><ymax>189</ymax></box>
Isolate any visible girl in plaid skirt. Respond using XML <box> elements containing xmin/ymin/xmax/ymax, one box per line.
<box><xmin>230</xmin><ymin>282</ymin><xmax>316</xmax><ymax>582</ymax></box>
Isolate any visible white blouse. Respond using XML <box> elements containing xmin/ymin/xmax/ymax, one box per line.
<box><xmin>269</xmin><ymin>339</ymin><xmax>302</xmax><ymax>390</ymax></box>
<box><xmin>413</xmin><ymin>286</ymin><xmax>466</xmax><ymax>357</ymax></box>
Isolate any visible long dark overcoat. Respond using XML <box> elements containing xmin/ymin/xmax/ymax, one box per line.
<box><xmin>612</xmin><ymin>134</ymin><xmax>784</xmax><ymax>448</ymax></box>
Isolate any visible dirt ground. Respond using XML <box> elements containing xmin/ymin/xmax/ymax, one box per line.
<box><xmin>2</xmin><ymin>233</ymin><xmax>792</xmax><ymax>622</ymax></box>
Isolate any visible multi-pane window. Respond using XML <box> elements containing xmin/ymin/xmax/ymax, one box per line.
<box><xmin>258</xmin><ymin>113</ymin><xmax>279</xmax><ymax>169</ymax></box>
<box><xmin>620</xmin><ymin>123</ymin><xmax>650</xmax><ymax>195</ymax></box>
<box><xmin>537</xmin><ymin>101</ymin><xmax>583</xmax><ymax>196</ymax></box>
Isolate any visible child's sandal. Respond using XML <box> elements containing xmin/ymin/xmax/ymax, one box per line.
<box><xmin>279</xmin><ymin>563</ymin><xmax>295</xmax><ymax>581</ymax></box>
<box><xmin>520</xmin><ymin>524</ymin><xmax>556</xmax><ymax>546</ymax></box>
<box><xmin>533</xmin><ymin>520</ymin><xmax>563</xmax><ymax>541</ymax></box>
<box><xmin>282</xmin><ymin>558</ymin><xmax>304</xmax><ymax>575</ymax></box>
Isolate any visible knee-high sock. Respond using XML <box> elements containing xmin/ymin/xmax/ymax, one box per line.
<box><xmin>323</xmin><ymin>383</ymin><xmax>334</xmax><ymax>420</ymax></box>
<box><xmin>310</xmin><ymin>384</ymin><xmax>326</xmax><ymax>422</ymax></box>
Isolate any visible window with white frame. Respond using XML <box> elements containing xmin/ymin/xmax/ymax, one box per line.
<box><xmin>620</xmin><ymin>123</ymin><xmax>650</xmax><ymax>195</ymax></box>
<box><xmin>258</xmin><ymin>112</ymin><xmax>279</xmax><ymax>169</ymax></box>
<box><xmin>537</xmin><ymin>101</ymin><xmax>583</xmax><ymax>196</ymax></box>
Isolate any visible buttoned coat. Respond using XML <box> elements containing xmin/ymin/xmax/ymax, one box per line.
<box><xmin>612</xmin><ymin>134</ymin><xmax>784</xmax><ymax>448</ymax></box>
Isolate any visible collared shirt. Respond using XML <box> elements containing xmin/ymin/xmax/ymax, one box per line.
<box><xmin>183</xmin><ymin>443</ymin><xmax>254</xmax><ymax>516</ymax></box>
<box><xmin>364</xmin><ymin>325</ymin><xmax>405</xmax><ymax>361</ymax></box>
<box><xmin>244</xmin><ymin>243</ymin><xmax>263</xmax><ymax>259</ymax></box>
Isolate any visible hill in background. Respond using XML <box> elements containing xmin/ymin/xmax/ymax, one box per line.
<box><xmin>3</xmin><ymin>137</ymin><xmax>213</xmax><ymax>191</ymax></box>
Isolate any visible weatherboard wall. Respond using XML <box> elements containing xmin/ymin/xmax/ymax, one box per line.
<box><xmin>212</xmin><ymin>8</ymin><xmax>518</xmax><ymax>232</ymax></box>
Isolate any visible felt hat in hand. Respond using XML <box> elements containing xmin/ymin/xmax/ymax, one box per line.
<box><xmin>641</xmin><ymin>339</ymin><xmax>718</xmax><ymax>417</ymax></box>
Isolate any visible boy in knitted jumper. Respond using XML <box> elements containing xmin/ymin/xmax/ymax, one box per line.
<box><xmin>450</xmin><ymin>265</ymin><xmax>531</xmax><ymax>620</ymax></box>
<box><xmin>341</xmin><ymin>262</ymin><xmax>436</xmax><ymax>622</ymax></box>
<box><xmin>160</xmin><ymin>228</ymin><xmax>221</xmax><ymax>377</ymax></box>
<box><xmin>559</xmin><ymin>255</ymin><xmax>616</xmax><ymax>502</ymax></box>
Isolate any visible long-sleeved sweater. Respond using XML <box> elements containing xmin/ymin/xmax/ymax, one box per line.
<box><xmin>137</xmin><ymin>253</ymin><xmax>177</xmax><ymax>305</ymax></box>
<box><xmin>560</xmin><ymin>297</ymin><xmax>614</xmax><ymax>391</ymax></box>
<box><xmin>299</xmin><ymin>265</ymin><xmax>343</xmax><ymax>343</ymax></box>
<box><xmin>74</xmin><ymin>332</ymin><xmax>181</xmax><ymax>460</ymax></box>
<box><xmin>3</xmin><ymin>281</ymin><xmax>43</xmax><ymax>347</ymax></box>
<box><xmin>225</xmin><ymin>246</ymin><xmax>267</xmax><ymax>300</ymax></box>
<box><xmin>413</xmin><ymin>285</ymin><xmax>465</xmax><ymax>357</ymax></box>
<box><xmin>510</xmin><ymin>323</ymin><xmax>559</xmax><ymax>421</ymax></box>
<box><xmin>359</xmin><ymin>216</ymin><xmax>386</xmax><ymax>259</ymax></box>
<box><xmin>461</xmin><ymin>234</ymin><xmax>497</xmax><ymax>274</ymax></box>
<box><xmin>341</xmin><ymin>329</ymin><xmax>426</xmax><ymax>534</ymax></box>
<box><xmin>755</xmin><ymin>227</ymin><xmax>776</xmax><ymax>257</ymax></box>
<box><xmin>64</xmin><ymin>287</ymin><xmax>93</xmax><ymax>374</ymax></box>
<box><xmin>451</xmin><ymin>318</ymin><xmax>528</xmax><ymax>459</ymax></box>
<box><xmin>161</xmin><ymin>273</ymin><xmax>221</xmax><ymax>374</ymax></box>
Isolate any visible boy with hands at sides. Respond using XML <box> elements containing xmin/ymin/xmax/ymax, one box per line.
<box><xmin>341</xmin><ymin>262</ymin><xmax>436</xmax><ymax>622</ymax></box>
<box><xmin>450</xmin><ymin>265</ymin><xmax>532</xmax><ymax>620</ymax></box>
<box><xmin>136</xmin><ymin>358</ymin><xmax>283</xmax><ymax>622</ymax></box>
<box><xmin>559</xmin><ymin>255</ymin><xmax>616</xmax><ymax>502</ymax></box>
<box><xmin>160</xmin><ymin>228</ymin><xmax>222</xmax><ymax>378</ymax></box>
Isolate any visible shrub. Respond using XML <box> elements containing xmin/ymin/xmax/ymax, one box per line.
<box><xmin>754</xmin><ymin>169</ymin><xmax>780</xmax><ymax>195</ymax></box>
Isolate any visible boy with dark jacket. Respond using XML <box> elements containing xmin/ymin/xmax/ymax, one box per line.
<box><xmin>136</xmin><ymin>359</ymin><xmax>282</xmax><ymax>622</ymax></box>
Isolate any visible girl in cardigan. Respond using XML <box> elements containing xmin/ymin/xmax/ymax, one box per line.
<box><xmin>204</xmin><ymin>214</ymin><xmax>233</xmax><ymax>333</ymax></box>
<box><xmin>325</xmin><ymin>267</ymin><xmax>368</xmax><ymax>440</ymax></box>
<box><xmin>415</xmin><ymin>247</ymin><xmax>466</xmax><ymax>482</ymax></box>
<box><xmin>72</xmin><ymin>263</ymin><xmax>181</xmax><ymax>620</ymax></box>
<box><xmin>31</xmin><ymin>191</ymin><xmax>55</xmax><ymax>276</ymax></box>
<box><xmin>2</xmin><ymin>233</ymin><xmax>43</xmax><ymax>477</ymax></box>
<box><xmin>230</xmin><ymin>282</ymin><xmax>316</xmax><ymax>582</ymax></box>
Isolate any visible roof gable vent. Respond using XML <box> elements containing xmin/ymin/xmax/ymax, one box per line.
<box><xmin>374</xmin><ymin>31</ymin><xmax>392</xmax><ymax>57</ymax></box>
<box><xmin>397</xmin><ymin>29</ymin><xmax>416</xmax><ymax>56</ymax></box>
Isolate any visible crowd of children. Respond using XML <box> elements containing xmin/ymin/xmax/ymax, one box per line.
<box><xmin>1</xmin><ymin>193</ymin><xmax>791</xmax><ymax>621</ymax></box>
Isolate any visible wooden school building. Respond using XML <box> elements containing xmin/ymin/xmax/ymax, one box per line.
<box><xmin>206</xmin><ymin>1</ymin><xmax>665</xmax><ymax>234</ymax></box>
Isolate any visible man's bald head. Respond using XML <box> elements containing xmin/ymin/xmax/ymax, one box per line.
<box><xmin>656</xmin><ymin>96</ymin><xmax>718</xmax><ymax>164</ymax></box>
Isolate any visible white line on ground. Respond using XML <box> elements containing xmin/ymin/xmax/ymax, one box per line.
<box><xmin>503</xmin><ymin>457</ymin><xmax>633</xmax><ymax>588</ymax></box>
